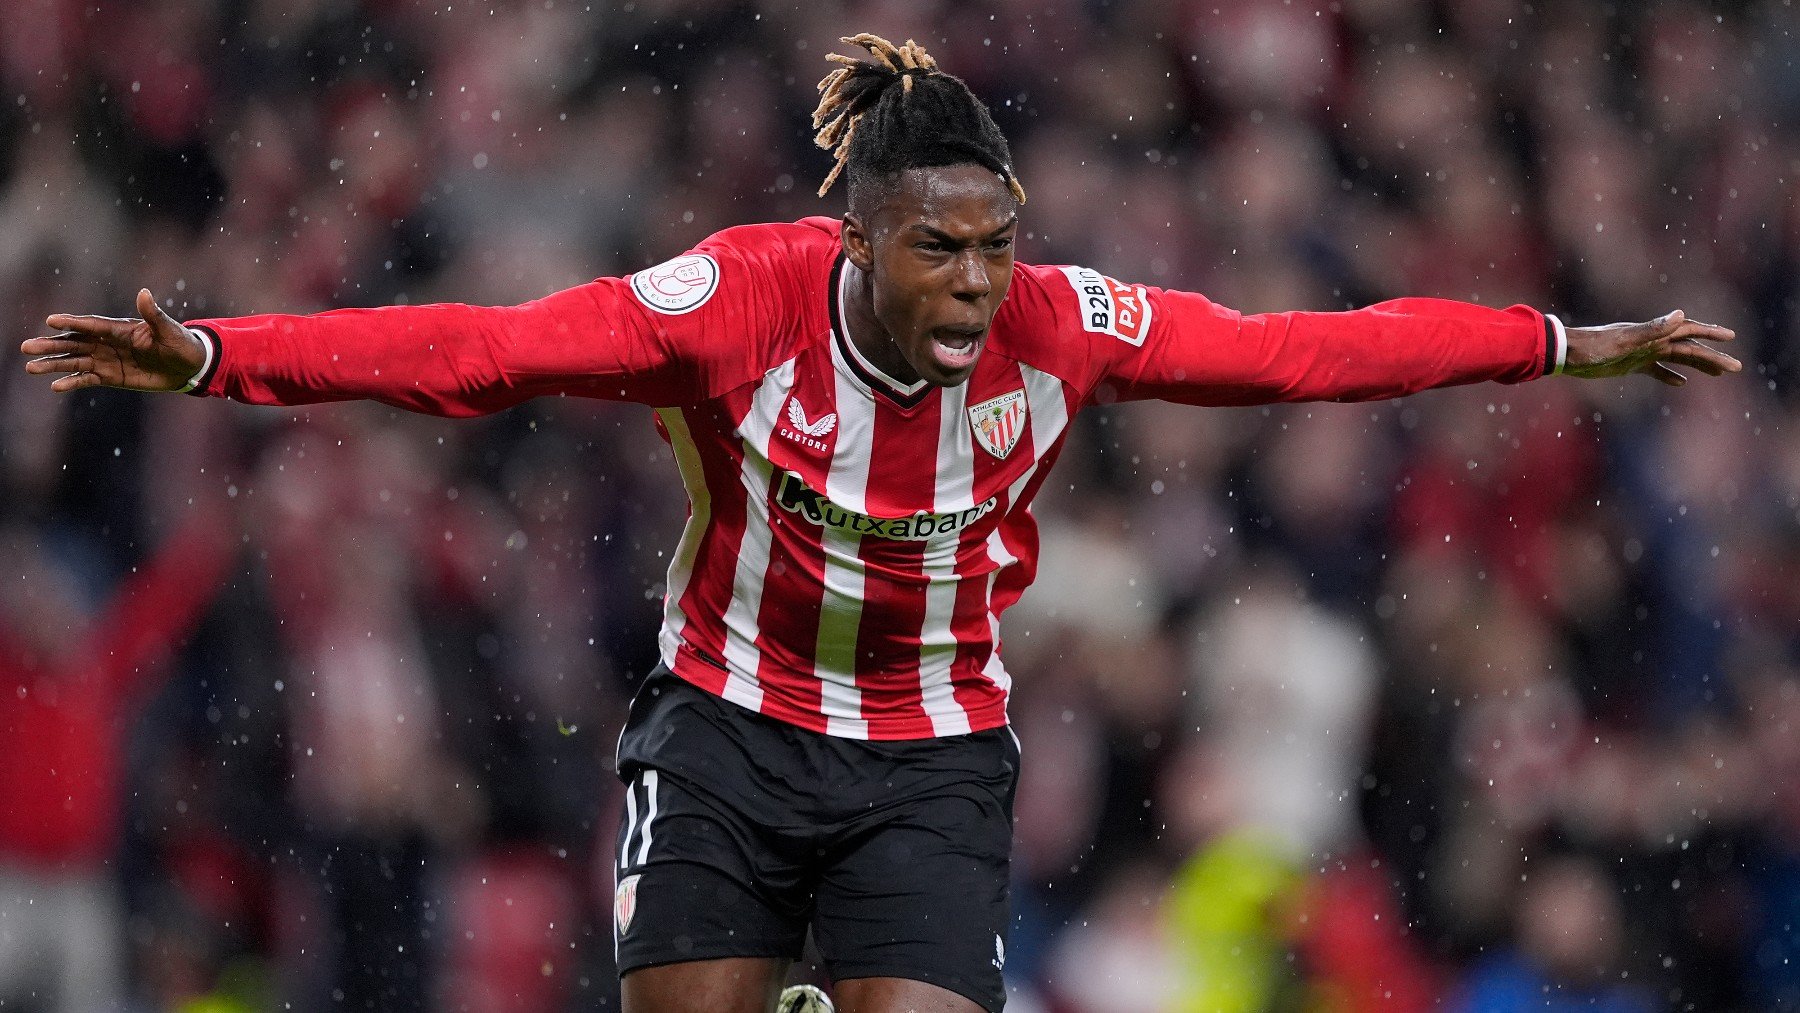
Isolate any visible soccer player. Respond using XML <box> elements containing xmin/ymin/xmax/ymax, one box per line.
<box><xmin>20</xmin><ymin>33</ymin><xmax>1738</xmax><ymax>1013</ymax></box>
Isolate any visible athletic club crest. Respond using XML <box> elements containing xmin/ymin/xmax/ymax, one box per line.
<box><xmin>615</xmin><ymin>873</ymin><xmax>641</xmax><ymax>935</ymax></box>
<box><xmin>967</xmin><ymin>389</ymin><xmax>1028</xmax><ymax>459</ymax></box>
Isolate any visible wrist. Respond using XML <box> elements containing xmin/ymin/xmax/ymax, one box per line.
<box><xmin>176</xmin><ymin>327</ymin><xmax>215</xmax><ymax>394</ymax></box>
<box><xmin>1544</xmin><ymin>313</ymin><xmax>1568</xmax><ymax>375</ymax></box>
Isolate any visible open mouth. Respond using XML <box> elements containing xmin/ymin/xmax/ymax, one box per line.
<box><xmin>929</xmin><ymin>327</ymin><xmax>986</xmax><ymax>371</ymax></box>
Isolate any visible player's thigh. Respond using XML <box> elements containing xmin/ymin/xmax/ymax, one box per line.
<box><xmin>621</xmin><ymin>956</ymin><xmax>789</xmax><ymax>1013</ymax></box>
<box><xmin>811</xmin><ymin>789</ymin><xmax>1014</xmax><ymax>1012</ymax></box>
<box><xmin>612</xmin><ymin>771</ymin><xmax>810</xmax><ymax>971</ymax></box>
<box><xmin>833</xmin><ymin>975</ymin><xmax>986</xmax><ymax>1013</ymax></box>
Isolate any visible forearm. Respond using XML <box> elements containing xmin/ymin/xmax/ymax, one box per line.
<box><xmin>187</xmin><ymin>280</ymin><xmax>689</xmax><ymax>415</ymax></box>
<box><xmin>188</xmin><ymin>302</ymin><xmax>539</xmax><ymax>417</ymax></box>
<box><xmin>1238</xmin><ymin>297</ymin><xmax>1554</xmax><ymax>402</ymax></box>
<box><xmin>1117</xmin><ymin>294</ymin><xmax>1554</xmax><ymax>406</ymax></box>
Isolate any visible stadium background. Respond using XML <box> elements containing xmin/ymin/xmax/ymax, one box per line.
<box><xmin>1</xmin><ymin>0</ymin><xmax>1796</xmax><ymax>1009</ymax></box>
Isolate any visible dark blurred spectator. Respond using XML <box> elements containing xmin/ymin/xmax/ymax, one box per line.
<box><xmin>1452</xmin><ymin>855</ymin><xmax>1655</xmax><ymax>1012</ymax></box>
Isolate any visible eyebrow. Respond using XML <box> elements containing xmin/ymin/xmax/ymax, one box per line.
<box><xmin>906</xmin><ymin>215</ymin><xmax>1019</xmax><ymax>245</ymax></box>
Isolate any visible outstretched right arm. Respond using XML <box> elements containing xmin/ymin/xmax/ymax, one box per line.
<box><xmin>22</xmin><ymin>234</ymin><xmax>789</xmax><ymax>415</ymax></box>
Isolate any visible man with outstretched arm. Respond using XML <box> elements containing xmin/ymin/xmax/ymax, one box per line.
<box><xmin>20</xmin><ymin>33</ymin><xmax>1738</xmax><ymax>1013</ymax></box>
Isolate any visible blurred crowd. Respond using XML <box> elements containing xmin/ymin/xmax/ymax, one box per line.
<box><xmin>1</xmin><ymin>0</ymin><xmax>1797</xmax><ymax>1009</ymax></box>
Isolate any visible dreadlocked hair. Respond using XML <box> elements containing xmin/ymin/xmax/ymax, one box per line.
<box><xmin>812</xmin><ymin>33</ymin><xmax>1026</xmax><ymax>205</ymax></box>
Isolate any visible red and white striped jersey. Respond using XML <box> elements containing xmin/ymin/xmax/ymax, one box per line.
<box><xmin>189</xmin><ymin>217</ymin><xmax>1555</xmax><ymax>739</ymax></box>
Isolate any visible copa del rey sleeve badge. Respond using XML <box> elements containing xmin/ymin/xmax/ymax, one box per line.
<box><xmin>967</xmin><ymin>388</ymin><xmax>1028</xmax><ymax>459</ymax></box>
<box><xmin>630</xmin><ymin>253</ymin><xmax>720</xmax><ymax>315</ymax></box>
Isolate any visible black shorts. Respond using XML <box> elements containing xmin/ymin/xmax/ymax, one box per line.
<box><xmin>611</xmin><ymin>666</ymin><xmax>1018</xmax><ymax>1011</ymax></box>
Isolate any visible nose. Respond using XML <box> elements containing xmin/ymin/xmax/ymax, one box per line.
<box><xmin>950</xmin><ymin>251</ymin><xmax>990</xmax><ymax>303</ymax></box>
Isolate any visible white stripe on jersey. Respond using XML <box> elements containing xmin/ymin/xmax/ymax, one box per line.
<box><xmin>719</xmin><ymin>360</ymin><xmax>796</xmax><ymax>713</ymax></box>
<box><xmin>656</xmin><ymin>408</ymin><xmax>710</xmax><ymax>667</ymax></box>
<box><xmin>919</xmin><ymin>380</ymin><xmax>975</xmax><ymax>737</ymax></box>
<box><xmin>816</xmin><ymin>361</ymin><xmax>875</xmax><ymax>737</ymax></box>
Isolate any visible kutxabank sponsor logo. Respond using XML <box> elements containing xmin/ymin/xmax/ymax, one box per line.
<box><xmin>774</xmin><ymin>470</ymin><xmax>996</xmax><ymax>541</ymax></box>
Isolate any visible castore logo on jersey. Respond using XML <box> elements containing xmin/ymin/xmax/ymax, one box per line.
<box><xmin>779</xmin><ymin>397</ymin><xmax>837</xmax><ymax>451</ymax></box>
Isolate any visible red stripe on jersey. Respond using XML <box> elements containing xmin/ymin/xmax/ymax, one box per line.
<box><xmin>945</xmin><ymin>359</ymin><xmax>1030</xmax><ymax>724</ymax></box>
<box><xmin>852</xmin><ymin>393</ymin><xmax>941</xmax><ymax>738</ymax></box>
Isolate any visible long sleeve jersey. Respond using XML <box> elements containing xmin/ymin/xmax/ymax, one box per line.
<box><xmin>187</xmin><ymin>217</ymin><xmax>1556</xmax><ymax>740</ymax></box>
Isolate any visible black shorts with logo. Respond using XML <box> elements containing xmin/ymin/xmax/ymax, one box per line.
<box><xmin>611</xmin><ymin>666</ymin><xmax>1018</xmax><ymax>1011</ymax></box>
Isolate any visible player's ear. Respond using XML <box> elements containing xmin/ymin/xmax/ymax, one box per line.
<box><xmin>841</xmin><ymin>213</ymin><xmax>875</xmax><ymax>273</ymax></box>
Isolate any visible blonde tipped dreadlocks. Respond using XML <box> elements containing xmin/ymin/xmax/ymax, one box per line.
<box><xmin>811</xmin><ymin>34</ymin><xmax>1026</xmax><ymax>205</ymax></box>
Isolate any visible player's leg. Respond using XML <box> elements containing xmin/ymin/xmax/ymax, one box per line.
<box><xmin>610</xmin><ymin>768</ymin><xmax>809</xmax><ymax>1006</ymax></box>
<box><xmin>611</xmin><ymin>668</ymin><xmax>817</xmax><ymax>1007</ymax></box>
<box><xmin>621</xmin><ymin>957</ymin><xmax>789</xmax><ymax>1013</ymax></box>
<box><xmin>810</xmin><ymin>727</ymin><xmax>1020</xmax><ymax>1013</ymax></box>
<box><xmin>832</xmin><ymin>975</ymin><xmax>984</xmax><ymax>1013</ymax></box>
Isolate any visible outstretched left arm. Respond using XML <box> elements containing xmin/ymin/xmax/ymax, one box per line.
<box><xmin>1079</xmin><ymin>279</ymin><xmax>1738</xmax><ymax>405</ymax></box>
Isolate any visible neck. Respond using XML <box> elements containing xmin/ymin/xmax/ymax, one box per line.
<box><xmin>842</xmin><ymin>261</ymin><xmax>921</xmax><ymax>384</ymax></box>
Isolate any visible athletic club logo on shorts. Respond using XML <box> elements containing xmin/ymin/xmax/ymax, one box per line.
<box><xmin>967</xmin><ymin>389</ymin><xmax>1028</xmax><ymax>459</ymax></box>
<box><xmin>615</xmin><ymin>873</ymin><xmax>641</xmax><ymax>935</ymax></box>
<box><xmin>630</xmin><ymin>253</ymin><xmax>719</xmax><ymax>314</ymax></box>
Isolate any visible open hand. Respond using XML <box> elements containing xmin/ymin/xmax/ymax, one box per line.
<box><xmin>1563</xmin><ymin>310</ymin><xmax>1740</xmax><ymax>387</ymax></box>
<box><xmin>21</xmin><ymin>288</ymin><xmax>208</xmax><ymax>393</ymax></box>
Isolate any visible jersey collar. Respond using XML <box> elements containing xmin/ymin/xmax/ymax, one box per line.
<box><xmin>829</xmin><ymin>256</ymin><xmax>933</xmax><ymax>410</ymax></box>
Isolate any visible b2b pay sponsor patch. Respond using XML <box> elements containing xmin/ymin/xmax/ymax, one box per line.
<box><xmin>631</xmin><ymin>253</ymin><xmax>720</xmax><ymax>314</ymax></box>
<box><xmin>1058</xmin><ymin>265</ymin><xmax>1153</xmax><ymax>346</ymax></box>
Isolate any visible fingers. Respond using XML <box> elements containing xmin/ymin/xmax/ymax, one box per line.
<box><xmin>48</xmin><ymin>370</ymin><xmax>105</xmax><ymax>394</ymax></box>
<box><xmin>1669</xmin><ymin>318</ymin><xmax>1736</xmax><ymax>343</ymax></box>
<box><xmin>1632</xmin><ymin>310</ymin><xmax>1741</xmax><ymax>383</ymax></box>
<box><xmin>1661</xmin><ymin>338</ymin><xmax>1741</xmax><ymax>376</ymax></box>
<box><xmin>1644</xmin><ymin>309</ymin><xmax>1736</xmax><ymax>343</ymax></box>
<box><xmin>23</xmin><ymin>353</ymin><xmax>93</xmax><ymax>376</ymax></box>
<box><xmin>42</xmin><ymin>312</ymin><xmax>139</xmax><ymax>347</ymax></box>
<box><xmin>137</xmin><ymin>287</ymin><xmax>186</xmax><ymax>338</ymax></box>
<box><xmin>20</xmin><ymin>335</ymin><xmax>91</xmax><ymax>356</ymax></box>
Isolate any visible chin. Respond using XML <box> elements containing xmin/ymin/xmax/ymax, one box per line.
<box><xmin>916</xmin><ymin>359</ymin><xmax>980</xmax><ymax>388</ymax></box>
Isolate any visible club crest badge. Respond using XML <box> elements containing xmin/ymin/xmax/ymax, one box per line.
<box><xmin>615</xmin><ymin>873</ymin><xmax>641</xmax><ymax>936</ymax></box>
<box><xmin>968</xmin><ymin>389</ymin><xmax>1029</xmax><ymax>460</ymax></box>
